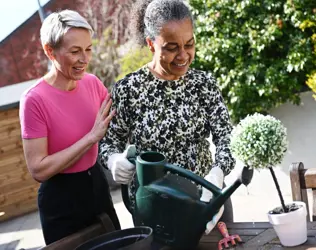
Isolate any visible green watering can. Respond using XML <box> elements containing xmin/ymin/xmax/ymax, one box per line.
<box><xmin>121</xmin><ymin>150</ymin><xmax>253</xmax><ymax>250</ymax></box>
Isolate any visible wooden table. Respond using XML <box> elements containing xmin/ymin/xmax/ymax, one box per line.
<box><xmin>195</xmin><ymin>221</ymin><xmax>316</xmax><ymax>249</ymax></box>
<box><xmin>41</xmin><ymin>219</ymin><xmax>316</xmax><ymax>250</ymax></box>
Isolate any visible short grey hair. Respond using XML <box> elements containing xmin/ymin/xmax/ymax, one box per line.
<box><xmin>130</xmin><ymin>0</ymin><xmax>194</xmax><ymax>46</ymax></box>
<box><xmin>40</xmin><ymin>9</ymin><xmax>94</xmax><ymax>49</ymax></box>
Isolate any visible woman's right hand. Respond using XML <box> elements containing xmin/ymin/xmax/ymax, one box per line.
<box><xmin>107</xmin><ymin>145</ymin><xmax>136</xmax><ymax>184</ymax></box>
<box><xmin>89</xmin><ymin>95</ymin><xmax>116</xmax><ymax>144</ymax></box>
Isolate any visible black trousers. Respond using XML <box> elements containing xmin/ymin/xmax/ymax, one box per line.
<box><xmin>38</xmin><ymin>161</ymin><xmax>121</xmax><ymax>245</ymax></box>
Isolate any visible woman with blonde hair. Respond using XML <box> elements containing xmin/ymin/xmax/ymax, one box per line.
<box><xmin>19</xmin><ymin>9</ymin><xmax>120</xmax><ymax>245</ymax></box>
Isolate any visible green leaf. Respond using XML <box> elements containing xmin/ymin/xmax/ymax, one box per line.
<box><xmin>258</xmin><ymin>89</ymin><xmax>265</xmax><ymax>96</ymax></box>
<box><xmin>189</xmin><ymin>0</ymin><xmax>316</xmax><ymax>123</ymax></box>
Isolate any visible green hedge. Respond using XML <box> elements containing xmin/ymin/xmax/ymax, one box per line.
<box><xmin>116</xmin><ymin>46</ymin><xmax>152</xmax><ymax>81</ymax></box>
<box><xmin>190</xmin><ymin>0</ymin><xmax>316</xmax><ymax>123</ymax></box>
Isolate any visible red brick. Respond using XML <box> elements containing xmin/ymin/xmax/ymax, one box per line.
<box><xmin>0</xmin><ymin>0</ymin><xmax>130</xmax><ymax>87</ymax></box>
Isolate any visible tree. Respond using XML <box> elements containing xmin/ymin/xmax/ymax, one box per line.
<box><xmin>79</xmin><ymin>0</ymin><xmax>133</xmax><ymax>42</ymax></box>
<box><xmin>116</xmin><ymin>45</ymin><xmax>152</xmax><ymax>81</ymax></box>
<box><xmin>79</xmin><ymin>0</ymin><xmax>135</xmax><ymax>88</ymax></box>
<box><xmin>189</xmin><ymin>0</ymin><xmax>316</xmax><ymax>123</ymax></box>
<box><xmin>297</xmin><ymin>4</ymin><xmax>316</xmax><ymax>98</ymax></box>
<box><xmin>88</xmin><ymin>28</ymin><xmax>121</xmax><ymax>89</ymax></box>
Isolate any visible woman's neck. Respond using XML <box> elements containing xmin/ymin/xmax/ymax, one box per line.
<box><xmin>44</xmin><ymin>67</ymin><xmax>76</xmax><ymax>91</ymax></box>
<box><xmin>147</xmin><ymin>61</ymin><xmax>180</xmax><ymax>81</ymax></box>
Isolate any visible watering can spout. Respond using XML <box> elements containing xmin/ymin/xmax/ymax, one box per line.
<box><xmin>207</xmin><ymin>166</ymin><xmax>254</xmax><ymax>215</ymax></box>
<box><xmin>239</xmin><ymin>165</ymin><xmax>253</xmax><ymax>186</ymax></box>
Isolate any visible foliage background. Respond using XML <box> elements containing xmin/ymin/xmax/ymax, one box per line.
<box><xmin>83</xmin><ymin>0</ymin><xmax>316</xmax><ymax>121</ymax></box>
<box><xmin>83</xmin><ymin>0</ymin><xmax>135</xmax><ymax>89</ymax></box>
<box><xmin>116</xmin><ymin>45</ymin><xmax>152</xmax><ymax>81</ymax></box>
<box><xmin>189</xmin><ymin>0</ymin><xmax>316</xmax><ymax>123</ymax></box>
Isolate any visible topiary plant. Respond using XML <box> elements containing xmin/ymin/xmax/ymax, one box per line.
<box><xmin>230</xmin><ymin>113</ymin><xmax>291</xmax><ymax>213</ymax></box>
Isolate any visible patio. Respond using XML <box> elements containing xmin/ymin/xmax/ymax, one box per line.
<box><xmin>0</xmin><ymin>187</ymin><xmax>294</xmax><ymax>250</ymax></box>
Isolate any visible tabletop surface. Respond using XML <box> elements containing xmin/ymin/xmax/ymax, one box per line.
<box><xmin>200</xmin><ymin>221</ymin><xmax>316</xmax><ymax>249</ymax></box>
<box><xmin>161</xmin><ymin>221</ymin><xmax>316</xmax><ymax>250</ymax></box>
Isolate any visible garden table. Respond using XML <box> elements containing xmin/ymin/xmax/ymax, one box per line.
<box><xmin>40</xmin><ymin>219</ymin><xmax>316</xmax><ymax>249</ymax></box>
<box><xmin>160</xmin><ymin>221</ymin><xmax>316</xmax><ymax>249</ymax></box>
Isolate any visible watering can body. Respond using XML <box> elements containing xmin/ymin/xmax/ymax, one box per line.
<box><xmin>122</xmin><ymin>151</ymin><xmax>253</xmax><ymax>249</ymax></box>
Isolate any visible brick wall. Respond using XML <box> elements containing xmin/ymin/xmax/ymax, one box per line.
<box><xmin>0</xmin><ymin>0</ymin><xmax>130</xmax><ymax>88</ymax></box>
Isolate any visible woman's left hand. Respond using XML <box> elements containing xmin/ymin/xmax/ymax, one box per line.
<box><xmin>89</xmin><ymin>95</ymin><xmax>116</xmax><ymax>144</ymax></box>
<box><xmin>200</xmin><ymin>167</ymin><xmax>225</xmax><ymax>234</ymax></box>
<box><xmin>200</xmin><ymin>167</ymin><xmax>224</xmax><ymax>202</ymax></box>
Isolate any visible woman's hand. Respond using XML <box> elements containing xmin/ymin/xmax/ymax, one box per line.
<box><xmin>107</xmin><ymin>145</ymin><xmax>136</xmax><ymax>184</ymax></box>
<box><xmin>89</xmin><ymin>94</ymin><xmax>116</xmax><ymax>144</ymax></box>
<box><xmin>200</xmin><ymin>167</ymin><xmax>224</xmax><ymax>202</ymax></box>
<box><xmin>200</xmin><ymin>167</ymin><xmax>225</xmax><ymax>234</ymax></box>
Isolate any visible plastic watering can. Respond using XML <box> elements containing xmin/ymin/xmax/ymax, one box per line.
<box><xmin>121</xmin><ymin>150</ymin><xmax>253</xmax><ymax>249</ymax></box>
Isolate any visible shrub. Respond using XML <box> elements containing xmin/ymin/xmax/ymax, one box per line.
<box><xmin>230</xmin><ymin>113</ymin><xmax>288</xmax><ymax>169</ymax></box>
<box><xmin>116</xmin><ymin>46</ymin><xmax>152</xmax><ymax>81</ymax></box>
<box><xmin>88</xmin><ymin>28</ymin><xmax>120</xmax><ymax>90</ymax></box>
<box><xmin>190</xmin><ymin>0</ymin><xmax>316</xmax><ymax>123</ymax></box>
<box><xmin>306</xmin><ymin>72</ymin><xmax>316</xmax><ymax>99</ymax></box>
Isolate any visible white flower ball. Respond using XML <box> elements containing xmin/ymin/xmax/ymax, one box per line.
<box><xmin>230</xmin><ymin>113</ymin><xmax>288</xmax><ymax>169</ymax></box>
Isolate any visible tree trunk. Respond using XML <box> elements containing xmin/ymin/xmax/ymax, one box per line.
<box><xmin>269</xmin><ymin>167</ymin><xmax>288</xmax><ymax>213</ymax></box>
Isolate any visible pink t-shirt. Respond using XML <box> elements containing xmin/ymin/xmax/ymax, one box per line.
<box><xmin>19</xmin><ymin>73</ymin><xmax>107</xmax><ymax>173</ymax></box>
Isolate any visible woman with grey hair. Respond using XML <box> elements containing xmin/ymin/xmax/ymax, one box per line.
<box><xmin>19</xmin><ymin>9</ymin><xmax>120</xmax><ymax>245</ymax></box>
<box><xmin>99</xmin><ymin>0</ymin><xmax>236</xmax><ymax>235</ymax></box>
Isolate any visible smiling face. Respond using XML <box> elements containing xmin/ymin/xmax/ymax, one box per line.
<box><xmin>46</xmin><ymin>28</ymin><xmax>92</xmax><ymax>81</ymax></box>
<box><xmin>146</xmin><ymin>18</ymin><xmax>195</xmax><ymax>80</ymax></box>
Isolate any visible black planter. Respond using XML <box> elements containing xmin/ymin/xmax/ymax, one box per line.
<box><xmin>75</xmin><ymin>226</ymin><xmax>153</xmax><ymax>250</ymax></box>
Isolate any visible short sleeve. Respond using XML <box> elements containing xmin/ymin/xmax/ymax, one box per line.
<box><xmin>19</xmin><ymin>92</ymin><xmax>47</xmax><ymax>139</ymax></box>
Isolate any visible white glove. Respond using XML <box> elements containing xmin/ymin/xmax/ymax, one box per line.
<box><xmin>107</xmin><ymin>145</ymin><xmax>136</xmax><ymax>184</ymax></box>
<box><xmin>200</xmin><ymin>167</ymin><xmax>225</xmax><ymax>234</ymax></box>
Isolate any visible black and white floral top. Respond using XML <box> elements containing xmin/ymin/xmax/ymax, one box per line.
<box><xmin>99</xmin><ymin>66</ymin><xmax>235</xmax><ymax>197</ymax></box>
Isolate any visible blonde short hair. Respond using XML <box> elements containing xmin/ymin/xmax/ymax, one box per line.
<box><xmin>40</xmin><ymin>9</ymin><xmax>93</xmax><ymax>49</ymax></box>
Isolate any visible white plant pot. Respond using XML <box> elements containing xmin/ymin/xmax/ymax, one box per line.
<box><xmin>267</xmin><ymin>201</ymin><xmax>307</xmax><ymax>247</ymax></box>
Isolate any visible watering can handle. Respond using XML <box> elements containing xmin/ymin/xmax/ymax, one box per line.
<box><xmin>121</xmin><ymin>145</ymin><xmax>137</xmax><ymax>214</ymax></box>
<box><xmin>120</xmin><ymin>157</ymin><xmax>136</xmax><ymax>214</ymax></box>
<box><xmin>164</xmin><ymin>163</ymin><xmax>222</xmax><ymax>197</ymax></box>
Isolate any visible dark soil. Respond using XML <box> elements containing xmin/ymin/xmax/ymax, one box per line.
<box><xmin>268</xmin><ymin>203</ymin><xmax>302</xmax><ymax>214</ymax></box>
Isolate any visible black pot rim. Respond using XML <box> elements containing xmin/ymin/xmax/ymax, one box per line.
<box><xmin>75</xmin><ymin>226</ymin><xmax>153</xmax><ymax>250</ymax></box>
<box><xmin>268</xmin><ymin>202</ymin><xmax>304</xmax><ymax>215</ymax></box>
